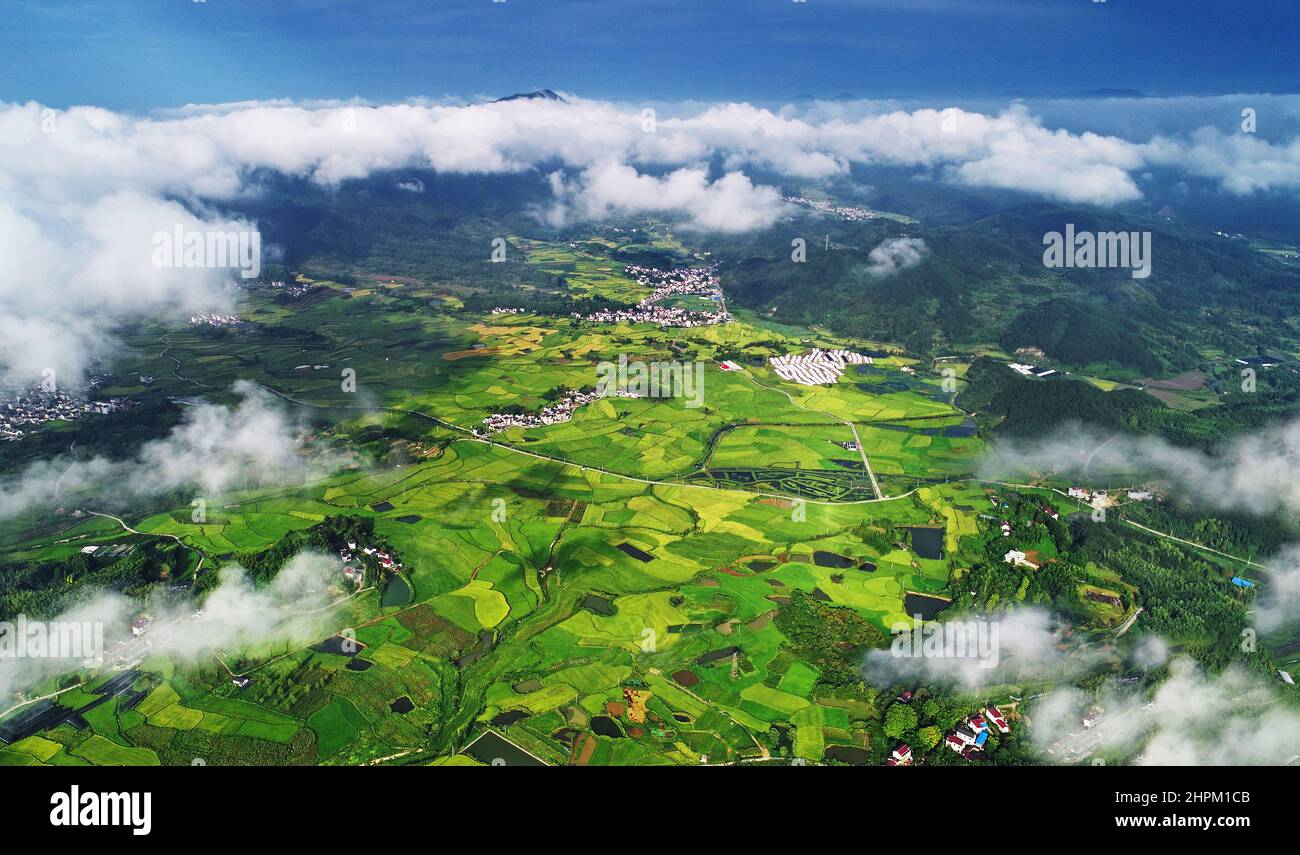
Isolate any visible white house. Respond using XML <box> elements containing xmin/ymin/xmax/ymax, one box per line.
<box><xmin>1004</xmin><ymin>550</ymin><xmax>1040</xmax><ymax>569</ymax></box>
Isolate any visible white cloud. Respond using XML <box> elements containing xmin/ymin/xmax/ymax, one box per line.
<box><xmin>982</xmin><ymin>417</ymin><xmax>1300</xmax><ymax>517</ymax></box>
<box><xmin>5</xmin><ymin>95</ymin><xmax>1300</xmax><ymax>383</ymax></box>
<box><xmin>1144</xmin><ymin>127</ymin><xmax>1300</xmax><ymax>195</ymax></box>
<box><xmin>0</xmin><ymin>381</ymin><xmax>343</xmax><ymax>520</ymax></box>
<box><xmin>1032</xmin><ymin>657</ymin><xmax>1300</xmax><ymax>766</ymax></box>
<box><xmin>865</xmin><ymin>236</ymin><xmax>929</xmax><ymax>277</ymax></box>
<box><xmin>0</xmin><ymin>551</ymin><xmax>348</xmax><ymax>704</ymax></box>
<box><xmin>863</xmin><ymin>607</ymin><xmax>1084</xmax><ymax>689</ymax></box>
<box><xmin>544</xmin><ymin>162</ymin><xmax>786</xmax><ymax>232</ymax></box>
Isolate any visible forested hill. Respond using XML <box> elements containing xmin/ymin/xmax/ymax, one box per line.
<box><xmin>213</xmin><ymin>170</ymin><xmax>1300</xmax><ymax>378</ymax></box>
<box><xmin>708</xmin><ymin>203</ymin><xmax>1300</xmax><ymax>375</ymax></box>
<box><xmin>960</xmin><ymin>356</ymin><xmax>1300</xmax><ymax>447</ymax></box>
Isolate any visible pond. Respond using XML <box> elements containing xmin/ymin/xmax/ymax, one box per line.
<box><xmin>813</xmin><ymin>550</ymin><xmax>855</xmax><ymax>568</ymax></box>
<box><xmin>581</xmin><ymin>593</ymin><xmax>615</xmax><ymax>616</ymax></box>
<box><xmin>696</xmin><ymin>646</ymin><xmax>739</xmax><ymax>665</ymax></box>
<box><xmin>491</xmin><ymin>709</ymin><xmax>529</xmax><ymax>727</ymax></box>
<box><xmin>389</xmin><ymin>696</ymin><xmax>414</xmax><ymax>714</ymax></box>
<box><xmin>616</xmin><ymin>543</ymin><xmax>655</xmax><ymax>563</ymax></box>
<box><xmin>590</xmin><ymin>716</ymin><xmax>624</xmax><ymax>738</ymax></box>
<box><xmin>824</xmin><ymin>745</ymin><xmax>874</xmax><ymax>765</ymax></box>
<box><xmin>903</xmin><ymin>592</ymin><xmax>952</xmax><ymax>621</ymax></box>
<box><xmin>455</xmin><ymin>630</ymin><xmax>494</xmax><ymax>669</ymax></box>
<box><xmin>345</xmin><ymin>659</ymin><xmax>373</xmax><ymax>672</ymax></box>
<box><xmin>313</xmin><ymin>635</ymin><xmax>363</xmax><ymax>657</ymax></box>
<box><xmin>381</xmin><ymin>574</ymin><xmax>413</xmax><ymax>607</ymax></box>
<box><xmin>463</xmin><ymin>731</ymin><xmax>547</xmax><ymax>766</ymax></box>
<box><xmin>906</xmin><ymin>526</ymin><xmax>945</xmax><ymax>560</ymax></box>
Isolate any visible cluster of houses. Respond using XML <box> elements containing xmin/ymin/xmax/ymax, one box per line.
<box><xmin>188</xmin><ymin>312</ymin><xmax>242</xmax><ymax>327</ymax></box>
<box><xmin>1067</xmin><ymin>486</ymin><xmax>1151</xmax><ymax>507</ymax></box>
<box><xmin>477</xmin><ymin>388</ymin><xmax>604</xmax><ymax>435</ymax></box>
<box><xmin>625</xmin><ymin>264</ymin><xmax>720</xmax><ymax>302</ymax></box>
<box><xmin>263</xmin><ymin>279</ymin><xmax>314</xmax><ymax>298</ymax></box>
<box><xmin>578</xmin><ymin>303</ymin><xmax>728</xmax><ymax>329</ymax></box>
<box><xmin>1</xmin><ymin>387</ymin><xmax>130</xmax><ymax>441</ymax></box>
<box><xmin>769</xmin><ymin>349</ymin><xmax>874</xmax><ymax>386</ymax></box>
<box><xmin>337</xmin><ymin>540</ymin><xmax>401</xmax><ymax>587</ymax></box>
<box><xmin>1067</xmin><ymin>486</ymin><xmax>1109</xmax><ymax>504</ymax></box>
<box><xmin>489</xmin><ymin>307</ymin><xmax>525</xmax><ymax>315</ymax></box>
<box><xmin>944</xmin><ymin>706</ymin><xmax>1012</xmax><ymax>759</ymax></box>
<box><xmin>783</xmin><ymin>195</ymin><xmax>875</xmax><ymax>221</ymax></box>
<box><xmin>578</xmin><ymin>265</ymin><xmax>732</xmax><ymax>329</ymax></box>
<box><xmin>883</xmin><ymin>702</ymin><xmax>1013</xmax><ymax>765</ymax></box>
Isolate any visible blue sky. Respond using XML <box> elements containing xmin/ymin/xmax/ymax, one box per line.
<box><xmin>2</xmin><ymin>0</ymin><xmax>1297</xmax><ymax>110</ymax></box>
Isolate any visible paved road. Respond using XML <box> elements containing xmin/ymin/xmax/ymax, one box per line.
<box><xmin>848</xmin><ymin>422</ymin><xmax>883</xmax><ymax>500</ymax></box>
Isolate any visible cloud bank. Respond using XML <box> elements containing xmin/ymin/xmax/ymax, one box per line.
<box><xmin>0</xmin><ymin>550</ymin><xmax>349</xmax><ymax>705</ymax></box>
<box><xmin>1031</xmin><ymin>657</ymin><xmax>1300</xmax><ymax>766</ymax></box>
<box><xmin>863</xmin><ymin>607</ymin><xmax>1084</xmax><ymax>690</ymax></box>
<box><xmin>5</xmin><ymin>94</ymin><xmax>1300</xmax><ymax>383</ymax></box>
<box><xmin>981</xmin><ymin>417</ymin><xmax>1300</xmax><ymax>516</ymax></box>
<box><xmin>0</xmin><ymin>381</ymin><xmax>340</xmax><ymax>520</ymax></box>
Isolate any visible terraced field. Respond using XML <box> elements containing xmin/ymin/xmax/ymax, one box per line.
<box><xmin>0</xmin><ymin>230</ymin><xmax>1032</xmax><ymax>767</ymax></box>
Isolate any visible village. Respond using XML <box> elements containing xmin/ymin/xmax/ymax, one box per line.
<box><xmin>0</xmin><ymin>385</ymin><xmax>131</xmax><ymax>441</ymax></box>
<box><xmin>477</xmin><ymin>387</ymin><xmax>606</xmax><ymax>434</ymax></box>
<box><xmin>337</xmin><ymin>537</ymin><xmax>402</xmax><ymax>589</ymax></box>
<box><xmin>578</xmin><ymin>264</ymin><xmax>732</xmax><ymax>328</ymax></box>
<box><xmin>188</xmin><ymin>311</ymin><xmax>243</xmax><ymax>328</ymax></box>
<box><xmin>784</xmin><ymin>195</ymin><xmax>876</xmax><ymax>221</ymax></box>
<box><xmin>885</xmin><ymin>697</ymin><xmax>1014</xmax><ymax>766</ymax></box>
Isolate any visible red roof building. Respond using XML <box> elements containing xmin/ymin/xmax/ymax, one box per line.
<box><xmin>985</xmin><ymin>706</ymin><xmax>1011</xmax><ymax>734</ymax></box>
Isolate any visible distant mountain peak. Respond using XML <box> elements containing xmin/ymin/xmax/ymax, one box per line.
<box><xmin>492</xmin><ymin>89</ymin><xmax>566</xmax><ymax>104</ymax></box>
